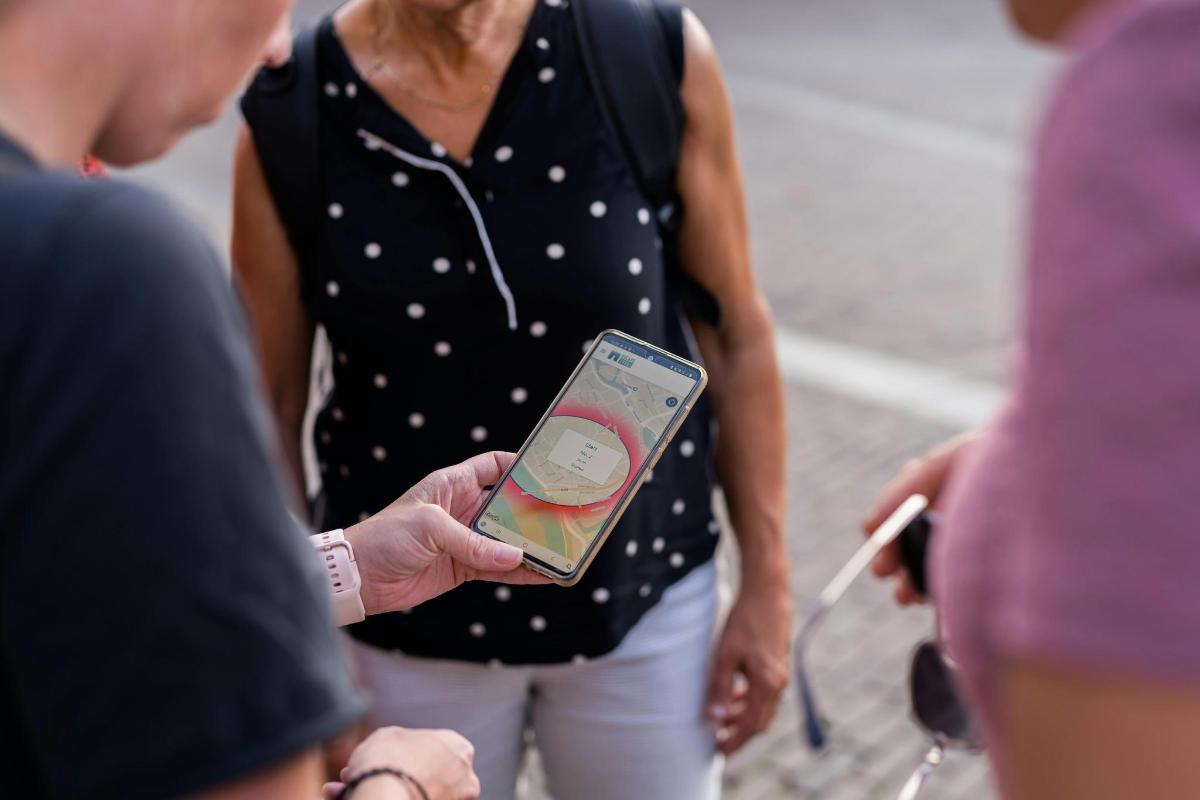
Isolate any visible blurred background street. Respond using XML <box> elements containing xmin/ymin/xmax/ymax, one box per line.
<box><xmin>125</xmin><ymin>1</ymin><xmax>1059</xmax><ymax>797</ymax></box>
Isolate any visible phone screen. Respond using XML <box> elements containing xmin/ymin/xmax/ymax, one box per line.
<box><xmin>475</xmin><ymin>332</ymin><xmax>704</xmax><ymax>576</ymax></box>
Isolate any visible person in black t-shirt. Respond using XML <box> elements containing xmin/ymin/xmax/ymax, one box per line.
<box><xmin>0</xmin><ymin>2</ymin><xmax>546</xmax><ymax>799</ymax></box>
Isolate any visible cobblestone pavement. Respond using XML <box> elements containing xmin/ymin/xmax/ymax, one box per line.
<box><xmin>126</xmin><ymin>0</ymin><xmax>1063</xmax><ymax>797</ymax></box>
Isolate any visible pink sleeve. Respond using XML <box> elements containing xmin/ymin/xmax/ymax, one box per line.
<box><xmin>1000</xmin><ymin>2</ymin><xmax>1200</xmax><ymax>677</ymax></box>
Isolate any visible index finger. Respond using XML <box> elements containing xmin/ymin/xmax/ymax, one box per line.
<box><xmin>473</xmin><ymin>566</ymin><xmax>555</xmax><ymax>585</ymax></box>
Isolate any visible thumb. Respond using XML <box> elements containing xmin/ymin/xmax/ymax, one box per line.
<box><xmin>431</xmin><ymin>510</ymin><xmax>525</xmax><ymax>571</ymax></box>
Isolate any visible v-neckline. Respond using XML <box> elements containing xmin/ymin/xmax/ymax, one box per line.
<box><xmin>325</xmin><ymin>3</ymin><xmax>544</xmax><ymax>169</ymax></box>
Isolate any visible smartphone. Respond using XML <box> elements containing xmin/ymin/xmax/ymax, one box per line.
<box><xmin>470</xmin><ymin>329</ymin><xmax>708</xmax><ymax>586</ymax></box>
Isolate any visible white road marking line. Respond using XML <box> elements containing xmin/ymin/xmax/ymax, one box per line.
<box><xmin>775</xmin><ymin>327</ymin><xmax>1005</xmax><ymax>430</ymax></box>
<box><xmin>729</xmin><ymin>72</ymin><xmax>1023</xmax><ymax>174</ymax></box>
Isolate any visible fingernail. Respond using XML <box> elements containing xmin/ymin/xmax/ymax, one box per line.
<box><xmin>708</xmin><ymin>704</ymin><xmax>727</xmax><ymax>720</ymax></box>
<box><xmin>493</xmin><ymin>542</ymin><xmax>523</xmax><ymax>567</ymax></box>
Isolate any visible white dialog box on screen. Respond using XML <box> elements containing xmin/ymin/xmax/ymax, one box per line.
<box><xmin>547</xmin><ymin>429</ymin><xmax>623</xmax><ymax>485</ymax></box>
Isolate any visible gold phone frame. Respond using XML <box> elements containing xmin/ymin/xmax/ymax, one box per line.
<box><xmin>469</xmin><ymin>329</ymin><xmax>709</xmax><ymax>586</ymax></box>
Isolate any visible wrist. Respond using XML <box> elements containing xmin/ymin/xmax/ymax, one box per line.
<box><xmin>341</xmin><ymin>767</ymin><xmax>427</xmax><ymax>800</ymax></box>
<box><xmin>735</xmin><ymin>541</ymin><xmax>791</xmax><ymax>590</ymax></box>
<box><xmin>342</xmin><ymin>524</ymin><xmax>385</xmax><ymax>617</ymax></box>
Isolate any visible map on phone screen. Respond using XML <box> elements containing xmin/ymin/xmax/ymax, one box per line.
<box><xmin>477</xmin><ymin>339</ymin><xmax>698</xmax><ymax>571</ymax></box>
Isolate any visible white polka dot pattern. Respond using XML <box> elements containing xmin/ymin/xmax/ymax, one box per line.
<box><xmin>311</xmin><ymin>33</ymin><xmax>718</xmax><ymax>666</ymax></box>
<box><xmin>672</xmin><ymin>498</ymin><xmax>686</xmax><ymax>515</ymax></box>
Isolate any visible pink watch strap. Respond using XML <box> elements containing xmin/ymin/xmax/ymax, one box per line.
<box><xmin>311</xmin><ymin>529</ymin><xmax>366</xmax><ymax>626</ymax></box>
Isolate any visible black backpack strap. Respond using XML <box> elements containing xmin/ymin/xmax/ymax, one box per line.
<box><xmin>238</xmin><ymin>23</ymin><xmax>323</xmax><ymax>294</ymax></box>
<box><xmin>239</xmin><ymin>24</ymin><xmax>328</xmax><ymax>519</ymax></box>
<box><xmin>574</xmin><ymin>0</ymin><xmax>721</xmax><ymax>326</ymax></box>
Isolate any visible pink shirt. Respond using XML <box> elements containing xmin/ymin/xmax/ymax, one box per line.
<box><xmin>935</xmin><ymin>0</ymin><xmax>1200</xmax><ymax>792</ymax></box>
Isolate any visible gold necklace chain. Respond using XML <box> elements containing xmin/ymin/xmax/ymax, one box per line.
<box><xmin>366</xmin><ymin>0</ymin><xmax>505</xmax><ymax>114</ymax></box>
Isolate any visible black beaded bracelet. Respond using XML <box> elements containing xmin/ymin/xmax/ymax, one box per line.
<box><xmin>336</xmin><ymin>767</ymin><xmax>430</xmax><ymax>800</ymax></box>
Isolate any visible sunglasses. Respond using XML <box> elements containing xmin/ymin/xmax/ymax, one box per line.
<box><xmin>898</xmin><ymin>639</ymin><xmax>984</xmax><ymax>799</ymax></box>
<box><xmin>793</xmin><ymin>495</ymin><xmax>984</xmax><ymax>799</ymax></box>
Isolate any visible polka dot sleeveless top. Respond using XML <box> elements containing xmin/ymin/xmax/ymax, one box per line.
<box><xmin>307</xmin><ymin>0</ymin><xmax>717</xmax><ymax>664</ymax></box>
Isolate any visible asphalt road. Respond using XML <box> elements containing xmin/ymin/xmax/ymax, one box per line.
<box><xmin>124</xmin><ymin>2</ymin><xmax>1061</xmax><ymax>797</ymax></box>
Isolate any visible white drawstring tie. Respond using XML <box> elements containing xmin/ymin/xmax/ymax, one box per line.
<box><xmin>358</xmin><ymin>128</ymin><xmax>519</xmax><ymax>331</ymax></box>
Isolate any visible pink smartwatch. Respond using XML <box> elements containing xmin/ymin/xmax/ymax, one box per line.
<box><xmin>310</xmin><ymin>529</ymin><xmax>366</xmax><ymax>626</ymax></box>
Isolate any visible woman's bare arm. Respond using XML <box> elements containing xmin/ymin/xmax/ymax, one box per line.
<box><xmin>231</xmin><ymin>126</ymin><xmax>315</xmax><ymax>503</ymax></box>
<box><xmin>675</xmin><ymin>10</ymin><xmax>792</xmax><ymax>755</ymax></box>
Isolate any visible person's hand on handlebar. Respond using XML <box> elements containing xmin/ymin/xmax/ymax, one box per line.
<box><xmin>862</xmin><ymin>431</ymin><xmax>982</xmax><ymax>605</ymax></box>
<box><xmin>322</xmin><ymin>727</ymin><xmax>481</xmax><ymax>800</ymax></box>
<box><xmin>345</xmin><ymin>451</ymin><xmax>550</xmax><ymax>616</ymax></box>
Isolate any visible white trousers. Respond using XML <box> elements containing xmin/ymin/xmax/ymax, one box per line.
<box><xmin>351</xmin><ymin>561</ymin><xmax>722</xmax><ymax>800</ymax></box>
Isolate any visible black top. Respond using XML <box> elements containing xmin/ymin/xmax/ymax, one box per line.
<box><xmin>0</xmin><ymin>134</ymin><xmax>364</xmax><ymax>799</ymax></box>
<box><xmin>250</xmin><ymin>1</ymin><xmax>718</xmax><ymax>665</ymax></box>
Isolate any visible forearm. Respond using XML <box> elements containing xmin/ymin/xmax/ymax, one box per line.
<box><xmin>705</xmin><ymin>321</ymin><xmax>789</xmax><ymax>585</ymax></box>
<box><xmin>275</xmin><ymin>414</ymin><xmax>308</xmax><ymax>508</ymax></box>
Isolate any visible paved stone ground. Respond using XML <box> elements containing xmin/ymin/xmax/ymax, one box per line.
<box><xmin>125</xmin><ymin>1</ymin><xmax>1064</xmax><ymax>797</ymax></box>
